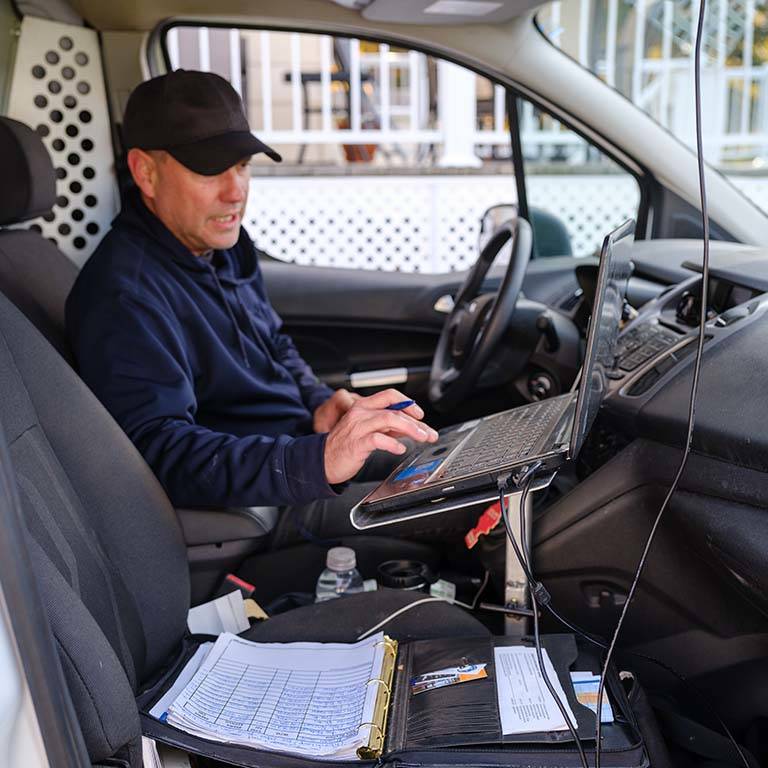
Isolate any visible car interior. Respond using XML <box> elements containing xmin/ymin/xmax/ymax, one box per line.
<box><xmin>2</xmin><ymin>0</ymin><xmax>768</xmax><ymax>767</ymax></box>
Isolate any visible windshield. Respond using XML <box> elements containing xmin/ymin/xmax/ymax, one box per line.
<box><xmin>537</xmin><ymin>1</ymin><xmax>768</xmax><ymax>216</ymax></box>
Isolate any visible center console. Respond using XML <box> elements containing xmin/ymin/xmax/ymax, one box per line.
<box><xmin>604</xmin><ymin>270</ymin><xmax>768</xmax><ymax>419</ymax></box>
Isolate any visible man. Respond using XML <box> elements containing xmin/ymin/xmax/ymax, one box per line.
<box><xmin>66</xmin><ymin>69</ymin><xmax>443</xmax><ymax>544</ymax></box>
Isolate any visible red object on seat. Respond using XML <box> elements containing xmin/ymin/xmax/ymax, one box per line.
<box><xmin>465</xmin><ymin>502</ymin><xmax>502</xmax><ymax>549</ymax></box>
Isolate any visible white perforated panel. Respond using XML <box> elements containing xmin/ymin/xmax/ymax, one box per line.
<box><xmin>8</xmin><ymin>16</ymin><xmax>119</xmax><ymax>266</ymax></box>
<box><xmin>245</xmin><ymin>174</ymin><xmax>639</xmax><ymax>272</ymax></box>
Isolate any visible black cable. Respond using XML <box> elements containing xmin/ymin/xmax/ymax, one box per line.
<box><xmin>498</xmin><ymin>463</ymin><xmax>748</xmax><ymax>765</ymax></box>
<box><xmin>498</xmin><ymin>480</ymin><xmax>589</xmax><ymax>768</ymax></box>
<box><xmin>595</xmin><ymin>3</ymin><xmax>711</xmax><ymax>763</ymax></box>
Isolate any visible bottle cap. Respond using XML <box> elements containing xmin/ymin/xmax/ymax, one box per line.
<box><xmin>326</xmin><ymin>546</ymin><xmax>357</xmax><ymax>571</ymax></box>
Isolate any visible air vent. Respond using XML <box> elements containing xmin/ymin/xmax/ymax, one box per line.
<box><xmin>560</xmin><ymin>289</ymin><xmax>583</xmax><ymax>312</ymax></box>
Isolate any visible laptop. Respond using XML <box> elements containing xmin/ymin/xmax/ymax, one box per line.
<box><xmin>351</xmin><ymin>219</ymin><xmax>635</xmax><ymax>520</ymax></box>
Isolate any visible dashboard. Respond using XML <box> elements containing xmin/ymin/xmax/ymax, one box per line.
<box><xmin>598</xmin><ymin>239</ymin><xmax>768</xmax><ymax>471</ymax></box>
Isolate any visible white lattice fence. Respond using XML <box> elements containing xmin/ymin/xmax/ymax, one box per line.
<box><xmin>245</xmin><ymin>174</ymin><xmax>640</xmax><ymax>272</ymax></box>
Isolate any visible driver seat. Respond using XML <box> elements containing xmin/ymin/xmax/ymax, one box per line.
<box><xmin>0</xmin><ymin>116</ymin><xmax>446</xmax><ymax>604</ymax></box>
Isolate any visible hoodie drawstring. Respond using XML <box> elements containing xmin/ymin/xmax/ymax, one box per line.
<box><xmin>234</xmin><ymin>289</ymin><xmax>281</xmax><ymax>377</ymax></box>
<box><xmin>210</xmin><ymin>267</ymin><xmax>251</xmax><ymax>367</ymax></box>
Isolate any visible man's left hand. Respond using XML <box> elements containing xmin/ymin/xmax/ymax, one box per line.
<box><xmin>314</xmin><ymin>388</ymin><xmax>361</xmax><ymax>433</ymax></box>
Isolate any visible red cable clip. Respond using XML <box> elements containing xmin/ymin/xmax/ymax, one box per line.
<box><xmin>464</xmin><ymin>502</ymin><xmax>502</xmax><ymax>549</ymax></box>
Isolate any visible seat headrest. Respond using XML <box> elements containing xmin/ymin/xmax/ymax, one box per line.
<box><xmin>0</xmin><ymin>117</ymin><xmax>56</xmax><ymax>227</ymax></box>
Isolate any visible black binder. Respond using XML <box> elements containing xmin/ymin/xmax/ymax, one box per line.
<box><xmin>137</xmin><ymin>633</ymin><xmax>649</xmax><ymax>768</ymax></box>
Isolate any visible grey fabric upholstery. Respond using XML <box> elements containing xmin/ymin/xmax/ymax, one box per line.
<box><xmin>0</xmin><ymin>230</ymin><xmax>77</xmax><ymax>361</ymax></box>
<box><xmin>0</xmin><ymin>116</ymin><xmax>77</xmax><ymax>361</ymax></box>
<box><xmin>0</xmin><ymin>117</ymin><xmax>56</xmax><ymax>226</ymax></box>
<box><xmin>0</xmin><ymin>290</ymin><xmax>489</xmax><ymax>766</ymax></box>
<box><xmin>0</xmin><ymin>291</ymin><xmax>189</xmax><ymax>763</ymax></box>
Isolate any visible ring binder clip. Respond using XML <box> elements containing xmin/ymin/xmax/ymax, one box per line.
<box><xmin>357</xmin><ymin>636</ymin><xmax>398</xmax><ymax>760</ymax></box>
<box><xmin>366</xmin><ymin>677</ymin><xmax>391</xmax><ymax>696</ymax></box>
<box><xmin>357</xmin><ymin>722</ymin><xmax>384</xmax><ymax>739</ymax></box>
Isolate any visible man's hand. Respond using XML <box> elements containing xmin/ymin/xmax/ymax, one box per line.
<box><xmin>323</xmin><ymin>389</ymin><xmax>438</xmax><ymax>486</ymax></box>
<box><xmin>313</xmin><ymin>388</ymin><xmax>361</xmax><ymax>434</ymax></box>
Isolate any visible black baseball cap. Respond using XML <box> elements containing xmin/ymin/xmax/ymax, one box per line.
<box><xmin>123</xmin><ymin>70</ymin><xmax>281</xmax><ymax>175</ymax></box>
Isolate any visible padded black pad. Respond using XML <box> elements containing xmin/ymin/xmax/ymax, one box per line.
<box><xmin>0</xmin><ymin>229</ymin><xmax>77</xmax><ymax>361</ymax></box>
<box><xmin>244</xmin><ymin>589</ymin><xmax>490</xmax><ymax>643</ymax></box>
<box><xmin>0</xmin><ymin>117</ymin><xmax>56</xmax><ymax>225</ymax></box>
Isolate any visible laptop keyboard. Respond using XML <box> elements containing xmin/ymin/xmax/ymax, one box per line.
<box><xmin>440</xmin><ymin>396</ymin><xmax>570</xmax><ymax>479</ymax></box>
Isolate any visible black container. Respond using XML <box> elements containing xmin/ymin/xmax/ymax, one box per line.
<box><xmin>377</xmin><ymin>559</ymin><xmax>435</xmax><ymax>592</ymax></box>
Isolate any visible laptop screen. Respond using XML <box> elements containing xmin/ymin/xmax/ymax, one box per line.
<box><xmin>569</xmin><ymin>219</ymin><xmax>635</xmax><ymax>459</ymax></box>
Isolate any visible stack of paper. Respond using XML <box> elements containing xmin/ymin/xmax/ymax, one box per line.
<box><xmin>494</xmin><ymin>646</ymin><xmax>578</xmax><ymax>734</ymax></box>
<box><xmin>151</xmin><ymin>632</ymin><xmax>387</xmax><ymax>759</ymax></box>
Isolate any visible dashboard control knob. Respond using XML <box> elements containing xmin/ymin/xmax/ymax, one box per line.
<box><xmin>528</xmin><ymin>372</ymin><xmax>554</xmax><ymax>401</ymax></box>
<box><xmin>676</xmin><ymin>291</ymin><xmax>701</xmax><ymax>326</ymax></box>
<box><xmin>536</xmin><ymin>312</ymin><xmax>560</xmax><ymax>352</ymax></box>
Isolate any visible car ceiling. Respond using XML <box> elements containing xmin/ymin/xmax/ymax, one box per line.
<box><xmin>67</xmin><ymin>0</ymin><xmax>541</xmax><ymax>31</ymax></box>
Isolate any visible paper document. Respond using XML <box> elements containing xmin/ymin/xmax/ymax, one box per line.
<box><xmin>141</xmin><ymin>737</ymin><xmax>193</xmax><ymax>768</ymax></box>
<box><xmin>142</xmin><ymin>737</ymin><xmax>162</xmax><ymax>768</ymax></box>
<box><xmin>149</xmin><ymin>643</ymin><xmax>213</xmax><ymax>720</ymax></box>
<box><xmin>187</xmin><ymin>590</ymin><xmax>249</xmax><ymax>635</ymax></box>
<box><xmin>570</xmin><ymin>672</ymin><xmax>615</xmax><ymax>723</ymax></box>
<box><xmin>161</xmin><ymin>631</ymin><xmax>387</xmax><ymax>759</ymax></box>
<box><xmin>494</xmin><ymin>646</ymin><xmax>578</xmax><ymax>735</ymax></box>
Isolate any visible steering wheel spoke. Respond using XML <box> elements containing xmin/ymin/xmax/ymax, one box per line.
<box><xmin>440</xmin><ymin>366</ymin><xmax>460</xmax><ymax>385</ymax></box>
<box><xmin>428</xmin><ymin>217</ymin><xmax>533</xmax><ymax>412</ymax></box>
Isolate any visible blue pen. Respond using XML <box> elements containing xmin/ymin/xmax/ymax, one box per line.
<box><xmin>387</xmin><ymin>399</ymin><xmax>415</xmax><ymax>411</ymax></box>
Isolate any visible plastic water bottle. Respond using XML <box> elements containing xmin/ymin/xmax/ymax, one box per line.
<box><xmin>315</xmin><ymin>547</ymin><xmax>365</xmax><ymax>602</ymax></box>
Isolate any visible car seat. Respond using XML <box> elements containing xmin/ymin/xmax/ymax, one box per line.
<box><xmin>0</xmin><ymin>261</ymin><xmax>488</xmax><ymax>765</ymax></box>
<box><xmin>0</xmin><ymin>117</ymin><xmax>79</xmax><ymax>361</ymax></box>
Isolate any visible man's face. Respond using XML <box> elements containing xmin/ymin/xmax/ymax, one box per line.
<box><xmin>129</xmin><ymin>150</ymin><xmax>251</xmax><ymax>255</ymax></box>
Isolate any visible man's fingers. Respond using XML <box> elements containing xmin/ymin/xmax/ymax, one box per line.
<box><xmin>359</xmin><ymin>410</ymin><xmax>438</xmax><ymax>443</ymax></box>
<box><xmin>369</xmin><ymin>432</ymin><xmax>408</xmax><ymax>455</ymax></box>
<box><xmin>402</xmin><ymin>403</ymin><xmax>425</xmax><ymax>420</ymax></box>
<box><xmin>335</xmin><ymin>388</ymin><xmax>358</xmax><ymax>409</ymax></box>
<box><xmin>355</xmin><ymin>389</ymin><xmax>426</xmax><ymax>420</ymax></box>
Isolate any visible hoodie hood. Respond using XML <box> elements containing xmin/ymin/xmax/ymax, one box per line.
<box><xmin>116</xmin><ymin>187</ymin><xmax>273</xmax><ymax>369</ymax></box>
<box><xmin>117</xmin><ymin>187</ymin><xmax>260</xmax><ymax>285</ymax></box>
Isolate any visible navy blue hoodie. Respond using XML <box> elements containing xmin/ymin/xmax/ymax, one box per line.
<box><xmin>66</xmin><ymin>189</ymin><xmax>337</xmax><ymax>508</ymax></box>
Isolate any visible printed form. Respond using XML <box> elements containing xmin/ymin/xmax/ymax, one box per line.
<box><xmin>494</xmin><ymin>646</ymin><xmax>578</xmax><ymax>735</ymax></box>
<box><xmin>162</xmin><ymin>632</ymin><xmax>387</xmax><ymax>759</ymax></box>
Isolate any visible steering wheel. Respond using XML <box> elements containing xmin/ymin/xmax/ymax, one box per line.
<box><xmin>429</xmin><ymin>216</ymin><xmax>533</xmax><ymax>412</ymax></box>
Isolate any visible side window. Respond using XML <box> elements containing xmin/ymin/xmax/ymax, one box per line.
<box><xmin>163</xmin><ymin>27</ymin><xmax>642</xmax><ymax>269</ymax></box>
<box><xmin>517</xmin><ymin>99</ymin><xmax>642</xmax><ymax>258</ymax></box>
<box><xmin>165</xmin><ymin>27</ymin><xmax>517</xmax><ymax>273</ymax></box>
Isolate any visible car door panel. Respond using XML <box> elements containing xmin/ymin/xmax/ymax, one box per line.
<box><xmin>261</xmin><ymin>256</ymin><xmax>582</xmax><ymax>409</ymax></box>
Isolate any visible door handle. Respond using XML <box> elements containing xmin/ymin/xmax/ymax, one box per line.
<box><xmin>433</xmin><ymin>295</ymin><xmax>455</xmax><ymax>313</ymax></box>
<box><xmin>349</xmin><ymin>367</ymin><xmax>408</xmax><ymax>389</ymax></box>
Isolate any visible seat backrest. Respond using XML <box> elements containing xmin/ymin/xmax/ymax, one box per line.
<box><xmin>0</xmin><ymin>117</ymin><xmax>79</xmax><ymax>363</ymax></box>
<box><xmin>0</xmin><ymin>288</ymin><xmax>190</xmax><ymax>765</ymax></box>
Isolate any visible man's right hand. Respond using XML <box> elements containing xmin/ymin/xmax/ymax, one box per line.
<box><xmin>323</xmin><ymin>389</ymin><xmax>439</xmax><ymax>485</ymax></box>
